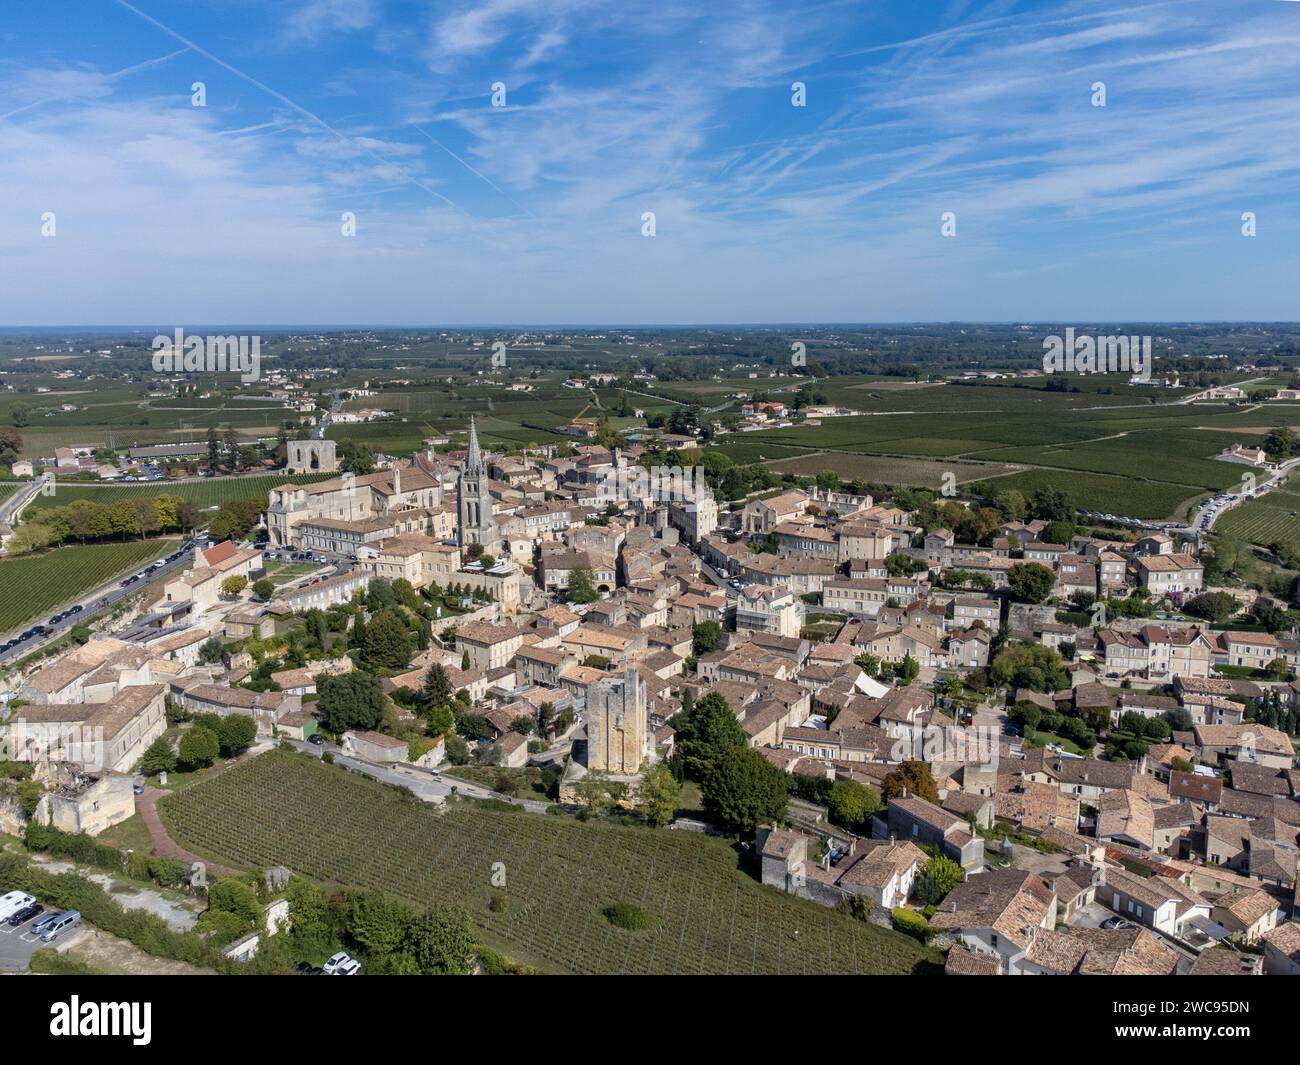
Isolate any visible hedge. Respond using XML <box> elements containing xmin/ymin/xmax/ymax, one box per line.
<box><xmin>24</xmin><ymin>822</ymin><xmax>124</xmax><ymax>874</ymax></box>
<box><xmin>0</xmin><ymin>853</ymin><xmax>221</xmax><ymax>968</ymax></box>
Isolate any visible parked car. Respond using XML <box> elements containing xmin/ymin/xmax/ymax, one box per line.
<box><xmin>333</xmin><ymin>958</ymin><xmax>361</xmax><ymax>976</ymax></box>
<box><xmin>39</xmin><ymin>910</ymin><xmax>82</xmax><ymax>942</ymax></box>
<box><xmin>7</xmin><ymin>903</ymin><xmax>43</xmax><ymax>927</ymax></box>
<box><xmin>322</xmin><ymin>951</ymin><xmax>353</xmax><ymax>974</ymax></box>
<box><xmin>30</xmin><ymin>910</ymin><xmax>64</xmax><ymax>936</ymax></box>
<box><xmin>1101</xmin><ymin>916</ymin><xmax>1134</xmax><ymax>931</ymax></box>
<box><xmin>308</xmin><ymin>734</ymin><xmax>326</xmax><ymax>746</ymax></box>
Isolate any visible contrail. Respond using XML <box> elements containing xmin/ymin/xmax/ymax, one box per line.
<box><xmin>412</xmin><ymin>125</ymin><xmax>535</xmax><ymax>219</ymax></box>
<box><xmin>0</xmin><ymin>47</ymin><xmax>188</xmax><ymax>121</ymax></box>
<box><xmin>110</xmin><ymin>0</ymin><xmax>465</xmax><ymax>213</ymax></box>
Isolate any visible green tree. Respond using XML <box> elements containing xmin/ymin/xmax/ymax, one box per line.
<box><xmin>898</xmin><ymin>653</ymin><xmax>920</xmax><ymax>685</ymax></box>
<box><xmin>206</xmin><ymin>875</ymin><xmax>262</xmax><ymax>929</ymax></box>
<box><xmin>573</xmin><ymin>770</ymin><xmax>621</xmax><ymax>816</ymax></box>
<box><xmin>252</xmin><ymin>578</ymin><xmax>275</xmax><ymax>601</ymax></box>
<box><xmin>1183</xmin><ymin>591</ymin><xmax>1240</xmax><ymax>623</ymax></box>
<box><xmin>198</xmin><ymin>636</ymin><xmax>225</xmax><ymax>665</ymax></box>
<box><xmin>672</xmin><ymin>691</ymin><xmax>745</xmax><ymax>781</ymax></box>
<box><xmin>1264</xmin><ymin>426</ymin><xmax>1296</xmax><ymax>460</ymax></box>
<box><xmin>425</xmin><ymin>703</ymin><xmax>455</xmax><ymax>738</ymax></box>
<box><xmin>991</xmin><ymin>641</ymin><xmax>1068</xmax><ymax>693</ymax></box>
<box><xmin>138</xmin><ymin>735</ymin><xmax>177</xmax><ymax>776</ymax></box>
<box><xmin>220</xmin><ymin>574</ymin><xmax>248</xmax><ymax>598</ymax></box>
<box><xmin>827</xmin><ymin>779</ymin><xmax>882</xmax><ymax>831</ymax></box>
<box><xmin>317</xmin><ymin>671</ymin><xmax>386</xmax><ymax>734</ymax></box>
<box><xmin>345</xmin><ymin>890</ymin><xmax>415</xmax><ymax>957</ymax></box>
<box><xmin>853</xmin><ymin>652</ymin><xmax>880</xmax><ymax>678</ymax></box>
<box><xmin>178</xmin><ymin>725</ymin><xmax>220</xmax><ymax>770</ymax></box>
<box><xmin>637</xmin><ymin>763</ymin><xmax>681</xmax><ymax>827</ymax></box>
<box><xmin>215</xmin><ymin>714</ymin><xmax>258</xmax><ymax>757</ymax></box>
<box><xmin>1007</xmin><ymin>562</ymin><xmax>1055</xmax><ymax>604</ymax></box>
<box><xmin>913</xmin><ymin>855</ymin><xmax>963</xmax><ymax>905</ymax></box>
<box><xmin>404</xmin><ymin>902</ymin><xmax>476</xmax><ymax>975</ymax></box>
<box><xmin>363</xmin><ymin>609</ymin><xmax>414</xmax><ymax>670</ymax></box>
<box><xmin>349</xmin><ymin>610</ymin><xmax>368</xmax><ymax>650</ymax></box>
<box><xmin>692</xmin><ymin>620</ymin><xmax>723</xmax><ymax>655</ymax></box>
<box><xmin>567</xmin><ymin>566</ymin><xmax>599</xmax><ymax>604</ymax></box>
<box><xmin>420</xmin><ymin>663</ymin><xmax>453</xmax><ymax>709</ymax></box>
<box><xmin>700</xmin><ymin>746</ymin><xmax>788</xmax><ymax>833</ymax></box>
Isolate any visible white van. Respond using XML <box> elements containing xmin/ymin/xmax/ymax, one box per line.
<box><xmin>0</xmin><ymin>891</ymin><xmax>36</xmax><ymax>922</ymax></box>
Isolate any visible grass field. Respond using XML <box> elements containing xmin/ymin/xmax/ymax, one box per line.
<box><xmin>261</xmin><ymin>560</ymin><xmax>321</xmax><ymax>586</ymax></box>
<box><xmin>0</xmin><ymin>538</ymin><xmax>176</xmax><ymax>632</ymax></box>
<box><xmin>161</xmin><ymin>750</ymin><xmax>941</xmax><ymax>976</ymax></box>
<box><xmin>20</xmin><ymin>473</ymin><xmax>333</xmax><ymax>514</ymax></box>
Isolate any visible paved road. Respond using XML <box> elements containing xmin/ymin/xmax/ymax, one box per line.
<box><xmin>0</xmin><ymin>537</ymin><xmax>202</xmax><ymax>659</ymax></box>
<box><xmin>288</xmin><ymin>739</ymin><xmax>550</xmax><ymax>812</ymax></box>
<box><xmin>1187</xmin><ymin>454</ymin><xmax>1300</xmax><ymax>535</ymax></box>
<box><xmin>0</xmin><ymin>475</ymin><xmax>48</xmax><ymax>528</ymax></box>
<box><xmin>314</xmin><ymin>390</ymin><xmax>342</xmax><ymax>440</ymax></box>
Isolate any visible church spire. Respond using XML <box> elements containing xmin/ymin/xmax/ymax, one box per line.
<box><xmin>466</xmin><ymin>415</ymin><xmax>483</xmax><ymax>473</ymax></box>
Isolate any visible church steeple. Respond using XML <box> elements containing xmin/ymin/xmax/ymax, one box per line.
<box><xmin>457</xmin><ymin>416</ymin><xmax>495</xmax><ymax>549</ymax></box>
<box><xmin>466</xmin><ymin>415</ymin><xmax>483</xmax><ymax>474</ymax></box>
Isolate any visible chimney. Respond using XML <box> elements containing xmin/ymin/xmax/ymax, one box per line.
<box><xmin>393</xmin><ymin>463</ymin><xmax>402</xmax><ymax>498</ymax></box>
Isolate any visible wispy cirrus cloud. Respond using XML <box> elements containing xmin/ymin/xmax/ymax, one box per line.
<box><xmin>0</xmin><ymin>0</ymin><xmax>1297</xmax><ymax>324</ymax></box>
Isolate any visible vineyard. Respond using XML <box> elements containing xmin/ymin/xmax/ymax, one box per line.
<box><xmin>161</xmin><ymin>750</ymin><xmax>941</xmax><ymax>976</ymax></box>
<box><xmin>0</xmin><ymin>538</ymin><xmax>175</xmax><ymax>632</ymax></box>
<box><xmin>1215</xmin><ymin>478</ymin><xmax>1300</xmax><ymax>546</ymax></box>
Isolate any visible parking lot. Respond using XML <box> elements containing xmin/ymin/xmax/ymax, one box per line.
<box><xmin>0</xmin><ymin>908</ymin><xmax>83</xmax><ymax>972</ymax></box>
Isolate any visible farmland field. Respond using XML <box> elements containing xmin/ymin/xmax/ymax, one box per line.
<box><xmin>767</xmin><ymin>451</ymin><xmax>1018</xmax><ymax>488</ymax></box>
<box><xmin>0</xmin><ymin>537</ymin><xmax>176</xmax><ymax>632</ymax></box>
<box><xmin>161</xmin><ymin>750</ymin><xmax>942</xmax><ymax>976</ymax></box>
<box><xmin>970</xmin><ymin>469</ymin><xmax>1202</xmax><ymax>520</ymax></box>
<box><xmin>1214</xmin><ymin>475</ymin><xmax>1300</xmax><ymax>545</ymax></box>
<box><xmin>21</xmin><ymin>473</ymin><xmax>334</xmax><ymax>513</ymax></box>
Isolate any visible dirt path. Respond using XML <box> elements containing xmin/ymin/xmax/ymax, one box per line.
<box><xmin>66</xmin><ymin>927</ymin><xmax>214</xmax><ymax>975</ymax></box>
<box><xmin>137</xmin><ymin>787</ymin><xmax>233</xmax><ymax>875</ymax></box>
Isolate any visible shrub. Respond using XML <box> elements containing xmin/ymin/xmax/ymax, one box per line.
<box><xmin>891</xmin><ymin>907</ymin><xmax>931</xmax><ymax>942</ymax></box>
<box><xmin>913</xmin><ymin>855</ymin><xmax>963</xmax><ymax>906</ymax></box>
<box><xmin>489</xmin><ymin>893</ymin><xmax>509</xmax><ymax>913</ymax></box>
<box><xmin>603</xmin><ymin>902</ymin><xmax>652</xmax><ymax>931</ymax></box>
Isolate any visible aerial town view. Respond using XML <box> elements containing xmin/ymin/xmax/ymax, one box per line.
<box><xmin>0</xmin><ymin>0</ymin><xmax>1296</xmax><ymax>1027</ymax></box>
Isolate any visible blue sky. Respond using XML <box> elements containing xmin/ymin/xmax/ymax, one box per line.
<box><xmin>0</xmin><ymin>0</ymin><xmax>1298</xmax><ymax>325</ymax></box>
